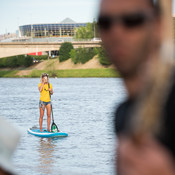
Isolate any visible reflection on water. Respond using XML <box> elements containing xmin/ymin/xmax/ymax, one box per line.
<box><xmin>38</xmin><ymin>138</ymin><xmax>55</xmax><ymax>174</ymax></box>
<box><xmin>0</xmin><ymin>78</ymin><xmax>126</xmax><ymax>175</ymax></box>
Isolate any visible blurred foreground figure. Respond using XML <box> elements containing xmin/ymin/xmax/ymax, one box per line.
<box><xmin>98</xmin><ymin>0</ymin><xmax>175</xmax><ymax>175</ymax></box>
<box><xmin>0</xmin><ymin>117</ymin><xmax>20</xmax><ymax>175</ymax></box>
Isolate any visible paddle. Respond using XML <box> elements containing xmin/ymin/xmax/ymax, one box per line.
<box><xmin>48</xmin><ymin>83</ymin><xmax>59</xmax><ymax>133</ymax></box>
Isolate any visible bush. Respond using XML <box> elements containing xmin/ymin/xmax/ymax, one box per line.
<box><xmin>16</xmin><ymin>55</ymin><xmax>25</xmax><ymax>66</ymax></box>
<box><xmin>59</xmin><ymin>42</ymin><xmax>74</xmax><ymax>62</ymax></box>
<box><xmin>70</xmin><ymin>47</ymin><xmax>96</xmax><ymax>64</ymax></box>
<box><xmin>24</xmin><ymin>56</ymin><xmax>33</xmax><ymax>67</ymax></box>
<box><xmin>32</xmin><ymin>55</ymin><xmax>48</xmax><ymax>60</ymax></box>
<box><xmin>2</xmin><ymin>56</ymin><xmax>18</xmax><ymax>68</ymax></box>
<box><xmin>9</xmin><ymin>57</ymin><xmax>18</xmax><ymax>67</ymax></box>
<box><xmin>97</xmin><ymin>47</ymin><xmax>111</xmax><ymax>66</ymax></box>
<box><xmin>81</xmin><ymin>48</ymin><xmax>96</xmax><ymax>64</ymax></box>
<box><xmin>0</xmin><ymin>58</ymin><xmax>6</xmax><ymax>68</ymax></box>
<box><xmin>0</xmin><ymin>55</ymin><xmax>33</xmax><ymax>68</ymax></box>
<box><xmin>70</xmin><ymin>49</ymin><xmax>77</xmax><ymax>63</ymax></box>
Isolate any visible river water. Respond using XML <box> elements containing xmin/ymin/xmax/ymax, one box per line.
<box><xmin>0</xmin><ymin>78</ymin><xmax>126</xmax><ymax>175</ymax></box>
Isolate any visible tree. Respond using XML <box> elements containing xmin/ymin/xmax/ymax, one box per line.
<box><xmin>24</xmin><ymin>55</ymin><xmax>33</xmax><ymax>67</ymax></box>
<box><xmin>97</xmin><ymin>47</ymin><xmax>111</xmax><ymax>66</ymax></box>
<box><xmin>70</xmin><ymin>47</ymin><xmax>96</xmax><ymax>64</ymax></box>
<box><xmin>59</xmin><ymin>42</ymin><xmax>74</xmax><ymax>62</ymax></box>
<box><xmin>74</xmin><ymin>22</ymin><xmax>99</xmax><ymax>39</ymax></box>
<box><xmin>69</xmin><ymin>49</ymin><xmax>77</xmax><ymax>63</ymax></box>
<box><xmin>16</xmin><ymin>55</ymin><xmax>25</xmax><ymax>66</ymax></box>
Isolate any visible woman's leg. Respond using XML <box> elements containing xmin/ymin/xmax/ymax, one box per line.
<box><xmin>39</xmin><ymin>105</ymin><xmax>45</xmax><ymax>132</ymax></box>
<box><xmin>46</xmin><ymin>104</ymin><xmax>51</xmax><ymax>132</ymax></box>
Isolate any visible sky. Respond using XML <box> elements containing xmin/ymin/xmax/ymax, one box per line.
<box><xmin>0</xmin><ymin>0</ymin><xmax>175</xmax><ymax>35</ymax></box>
<box><xmin>0</xmin><ymin>0</ymin><xmax>100</xmax><ymax>35</ymax></box>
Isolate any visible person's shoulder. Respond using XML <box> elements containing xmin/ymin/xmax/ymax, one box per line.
<box><xmin>158</xmin><ymin>68</ymin><xmax>175</xmax><ymax>157</ymax></box>
<box><xmin>114</xmin><ymin>99</ymin><xmax>135</xmax><ymax>135</ymax></box>
<box><xmin>165</xmin><ymin>69</ymin><xmax>175</xmax><ymax>109</ymax></box>
<box><xmin>38</xmin><ymin>83</ymin><xmax>41</xmax><ymax>87</ymax></box>
<box><xmin>166</xmin><ymin>68</ymin><xmax>175</xmax><ymax>102</ymax></box>
<box><xmin>115</xmin><ymin>99</ymin><xmax>134</xmax><ymax>117</ymax></box>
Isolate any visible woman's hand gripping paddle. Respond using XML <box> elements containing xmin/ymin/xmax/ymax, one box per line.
<box><xmin>48</xmin><ymin>83</ymin><xmax>59</xmax><ymax>133</ymax></box>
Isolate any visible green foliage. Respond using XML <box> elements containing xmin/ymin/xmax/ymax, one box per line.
<box><xmin>59</xmin><ymin>42</ymin><xmax>74</xmax><ymax>62</ymax></box>
<box><xmin>4</xmin><ymin>57</ymin><xmax>19</xmax><ymax>68</ymax></box>
<box><xmin>69</xmin><ymin>49</ymin><xmax>77</xmax><ymax>63</ymax></box>
<box><xmin>29</xmin><ymin>69</ymin><xmax>119</xmax><ymax>78</ymax></box>
<box><xmin>10</xmin><ymin>57</ymin><xmax>18</xmax><ymax>67</ymax></box>
<box><xmin>0</xmin><ymin>58</ymin><xmax>5</xmax><ymax>67</ymax></box>
<box><xmin>0</xmin><ymin>55</ymin><xmax>33</xmax><ymax>68</ymax></box>
<box><xmin>70</xmin><ymin>47</ymin><xmax>110</xmax><ymax>65</ymax></box>
<box><xmin>70</xmin><ymin>47</ymin><xmax>96</xmax><ymax>64</ymax></box>
<box><xmin>74</xmin><ymin>22</ymin><xmax>98</xmax><ymax>39</ymax></box>
<box><xmin>24</xmin><ymin>56</ymin><xmax>33</xmax><ymax>67</ymax></box>
<box><xmin>94</xmin><ymin>47</ymin><xmax>101</xmax><ymax>55</ymax></box>
<box><xmin>32</xmin><ymin>55</ymin><xmax>48</xmax><ymax>60</ymax></box>
<box><xmin>0</xmin><ymin>70</ymin><xmax>18</xmax><ymax>77</ymax></box>
<box><xmin>16</xmin><ymin>55</ymin><xmax>25</xmax><ymax>66</ymax></box>
<box><xmin>0</xmin><ymin>69</ymin><xmax>120</xmax><ymax>78</ymax></box>
<box><xmin>97</xmin><ymin>47</ymin><xmax>111</xmax><ymax>66</ymax></box>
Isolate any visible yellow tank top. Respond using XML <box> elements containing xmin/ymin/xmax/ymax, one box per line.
<box><xmin>38</xmin><ymin>83</ymin><xmax>53</xmax><ymax>102</ymax></box>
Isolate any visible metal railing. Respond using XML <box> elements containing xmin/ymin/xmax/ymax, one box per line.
<box><xmin>0</xmin><ymin>37</ymin><xmax>101</xmax><ymax>43</ymax></box>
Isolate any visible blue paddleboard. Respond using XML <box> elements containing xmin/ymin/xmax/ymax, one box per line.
<box><xmin>28</xmin><ymin>128</ymin><xmax>68</xmax><ymax>138</ymax></box>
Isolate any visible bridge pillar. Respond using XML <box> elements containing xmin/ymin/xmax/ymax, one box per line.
<box><xmin>49</xmin><ymin>50</ymin><xmax>51</xmax><ymax>57</ymax></box>
<box><xmin>48</xmin><ymin>50</ymin><xmax>51</xmax><ymax>60</ymax></box>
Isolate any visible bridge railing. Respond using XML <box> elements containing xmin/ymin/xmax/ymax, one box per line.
<box><xmin>0</xmin><ymin>37</ymin><xmax>101</xmax><ymax>43</ymax></box>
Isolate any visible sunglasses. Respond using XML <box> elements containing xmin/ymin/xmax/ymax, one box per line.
<box><xmin>98</xmin><ymin>12</ymin><xmax>154</xmax><ymax>31</ymax></box>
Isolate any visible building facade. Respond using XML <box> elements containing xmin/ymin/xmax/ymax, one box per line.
<box><xmin>19</xmin><ymin>18</ymin><xmax>86</xmax><ymax>38</ymax></box>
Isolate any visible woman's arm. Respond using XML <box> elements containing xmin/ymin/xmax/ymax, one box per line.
<box><xmin>39</xmin><ymin>82</ymin><xmax>44</xmax><ymax>92</ymax></box>
<box><xmin>49</xmin><ymin>88</ymin><xmax>53</xmax><ymax>95</ymax></box>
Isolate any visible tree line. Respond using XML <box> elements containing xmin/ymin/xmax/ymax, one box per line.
<box><xmin>59</xmin><ymin>42</ymin><xmax>111</xmax><ymax>66</ymax></box>
<box><xmin>74</xmin><ymin>22</ymin><xmax>99</xmax><ymax>39</ymax></box>
<box><xmin>0</xmin><ymin>42</ymin><xmax>111</xmax><ymax>68</ymax></box>
<box><xmin>0</xmin><ymin>55</ymin><xmax>33</xmax><ymax>68</ymax></box>
<box><xmin>0</xmin><ymin>20</ymin><xmax>111</xmax><ymax>68</ymax></box>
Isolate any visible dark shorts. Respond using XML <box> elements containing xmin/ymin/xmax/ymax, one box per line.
<box><xmin>39</xmin><ymin>100</ymin><xmax>51</xmax><ymax>110</ymax></box>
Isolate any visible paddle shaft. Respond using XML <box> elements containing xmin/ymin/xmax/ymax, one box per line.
<box><xmin>48</xmin><ymin>83</ymin><xmax>54</xmax><ymax>121</ymax></box>
<box><xmin>48</xmin><ymin>82</ymin><xmax>59</xmax><ymax>132</ymax></box>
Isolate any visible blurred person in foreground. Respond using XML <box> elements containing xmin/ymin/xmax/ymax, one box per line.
<box><xmin>98</xmin><ymin>0</ymin><xmax>175</xmax><ymax>175</ymax></box>
<box><xmin>0</xmin><ymin>117</ymin><xmax>20</xmax><ymax>175</ymax></box>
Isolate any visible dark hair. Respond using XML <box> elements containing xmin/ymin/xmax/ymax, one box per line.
<box><xmin>149</xmin><ymin>0</ymin><xmax>161</xmax><ymax>16</ymax></box>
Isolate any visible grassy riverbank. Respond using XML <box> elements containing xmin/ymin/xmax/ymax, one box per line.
<box><xmin>0</xmin><ymin>68</ymin><xmax>120</xmax><ymax>78</ymax></box>
<box><xmin>0</xmin><ymin>70</ymin><xmax>19</xmax><ymax>78</ymax></box>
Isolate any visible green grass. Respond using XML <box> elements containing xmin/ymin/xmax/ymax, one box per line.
<box><xmin>30</xmin><ymin>69</ymin><xmax>120</xmax><ymax>78</ymax></box>
<box><xmin>0</xmin><ymin>70</ymin><xmax>19</xmax><ymax>78</ymax></box>
<box><xmin>0</xmin><ymin>69</ymin><xmax>120</xmax><ymax>78</ymax></box>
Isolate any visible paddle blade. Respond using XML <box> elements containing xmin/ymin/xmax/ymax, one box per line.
<box><xmin>51</xmin><ymin>122</ymin><xmax>59</xmax><ymax>133</ymax></box>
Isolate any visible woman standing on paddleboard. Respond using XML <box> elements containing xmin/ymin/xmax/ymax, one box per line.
<box><xmin>38</xmin><ymin>73</ymin><xmax>53</xmax><ymax>132</ymax></box>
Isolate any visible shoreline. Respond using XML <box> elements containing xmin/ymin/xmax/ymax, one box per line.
<box><xmin>0</xmin><ymin>58</ymin><xmax>119</xmax><ymax>78</ymax></box>
<box><xmin>0</xmin><ymin>68</ymin><xmax>120</xmax><ymax>78</ymax></box>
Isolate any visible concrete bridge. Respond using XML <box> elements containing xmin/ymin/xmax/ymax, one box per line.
<box><xmin>0</xmin><ymin>41</ymin><xmax>101</xmax><ymax>58</ymax></box>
